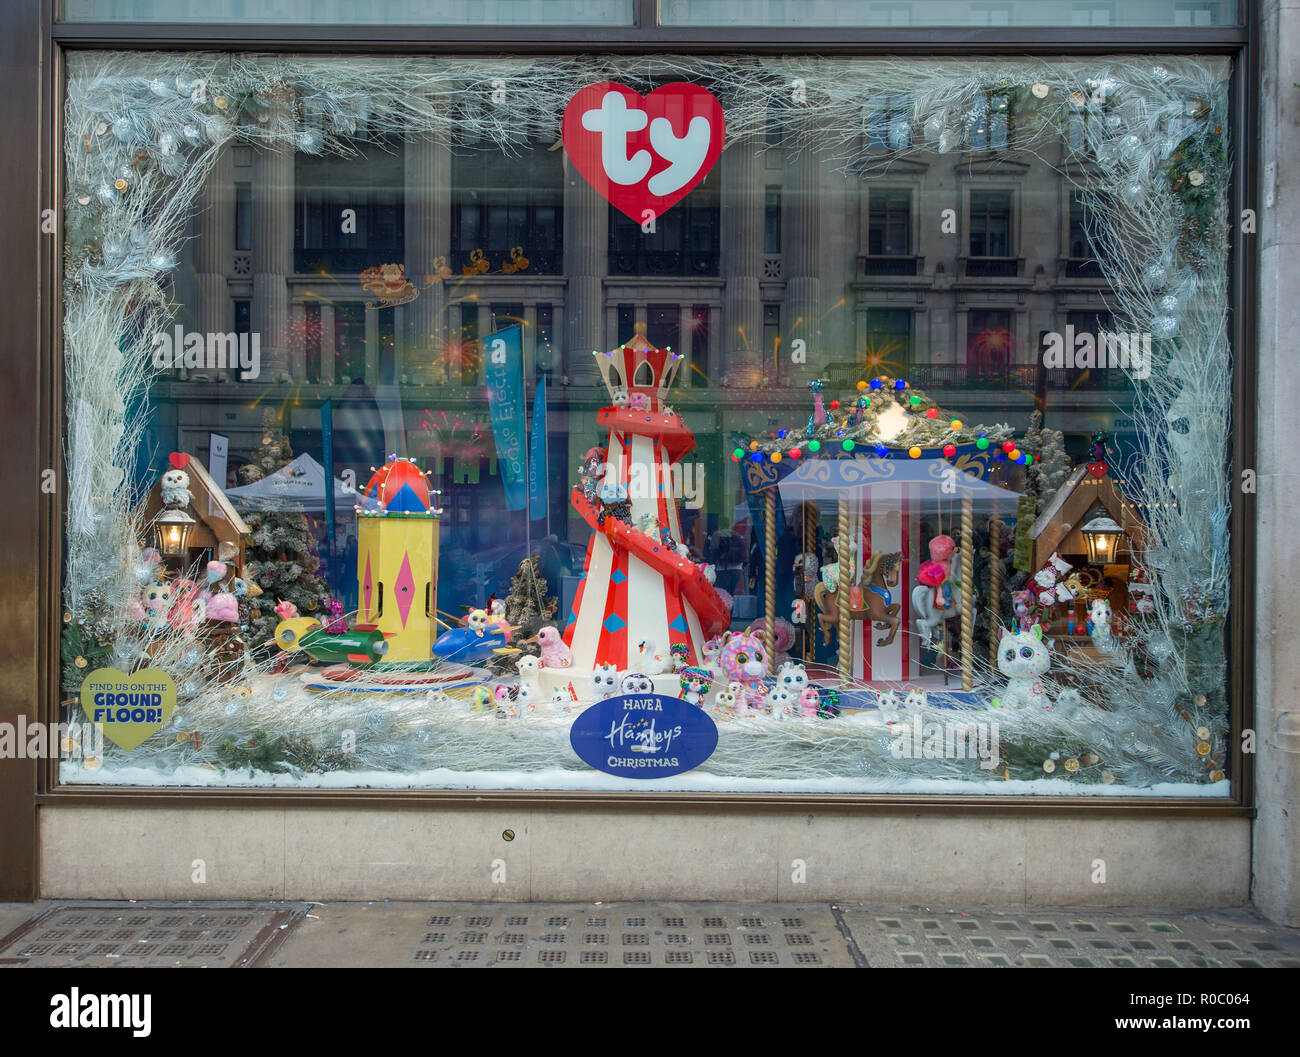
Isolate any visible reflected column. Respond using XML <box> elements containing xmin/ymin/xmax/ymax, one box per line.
<box><xmin>404</xmin><ymin>116</ymin><xmax>451</xmax><ymax>384</ymax></box>
<box><xmin>194</xmin><ymin>145</ymin><xmax>233</xmax><ymax>380</ymax></box>
<box><xmin>721</xmin><ymin>134</ymin><xmax>763</xmax><ymax>387</ymax></box>
<box><xmin>563</xmin><ymin>154</ymin><xmax>606</xmax><ymax>385</ymax></box>
<box><xmin>251</xmin><ymin>133</ymin><xmax>293</xmax><ymax>383</ymax></box>
<box><xmin>784</xmin><ymin>119</ymin><xmax>821</xmax><ymax>388</ymax></box>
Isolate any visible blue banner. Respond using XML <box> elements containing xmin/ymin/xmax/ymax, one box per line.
<box><xmin>321</xmin><ymin>399</ymin><xmax>335</xmax><ymax>551</ymax></box>
<box><xmin>569</xmin><ymin>693</ymin><xmax>719</xmax><ymax>779</ymax></box>
<box><xmin>529</xmin><ymin>375</ymin><xmax>548</xmax><ymax>521</ymax></box>
<box><xmin>483</xmin><ymin>324</ymin><xmax>527</xmax><ymax>512</ymax></box>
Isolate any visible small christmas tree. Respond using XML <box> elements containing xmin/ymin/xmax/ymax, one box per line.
<box><xmin>238</xmin><ymin>413</ymin><xmax>332</xmax><ymax>647</ymax></box>
<box><xmin>490</xmin><ymin>553</ymin><xmax>558</xmax><ymax>673</ymax></box>
<box><xmin>1026</xmin><ymin>409</ymin><xmax>1071</xmax><ymax>516</ymax></box>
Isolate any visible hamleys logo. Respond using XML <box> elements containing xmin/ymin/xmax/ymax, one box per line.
<box><xmin>562</xmin><ymin>81</ymin><xmax>725</xmax><ymax>223</ymax></box>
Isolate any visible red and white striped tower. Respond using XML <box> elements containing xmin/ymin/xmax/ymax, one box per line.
<box><xmin>562</xmin><ymin>324</ymin><xmax>728</xmax><ymax>672</ymax></box>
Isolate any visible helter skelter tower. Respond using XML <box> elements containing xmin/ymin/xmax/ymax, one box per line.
<box><xmin>562</xmin><ymin>324</ymin><xmax>729</xmax><ymax>673</ymax></box>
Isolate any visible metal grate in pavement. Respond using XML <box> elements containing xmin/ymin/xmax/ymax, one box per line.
<box><xmin>0</xmin><ymin>903</ymin><xmax>305</xmax><ymax>968</ymax></box>
<box><xmin>838</xmin><ymin>907</ymin><xmax>1300</xmax><ymax>968</ymax></box>
<box><xmin>407</xmin><ymin>903</ymin><xmax>856</xmax><ymax>967</ymax></box>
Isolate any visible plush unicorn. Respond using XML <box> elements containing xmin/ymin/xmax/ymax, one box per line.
<box><xmin>800</xmin><ymin>687</ymin><xmax>821</xmax><ymax>718</ymax></box>
<box><xmin>1089</xmin><ymin>598</ymin><xmax>1115</xmax><ymax>650</ymax></box>
<box><xmin>716</xmin><ymin>631</ymin><xmax>769</xmax><ymax>711</ymax></box>
<box><xmin>902</xmin><ymin>688</ymin><xmax>929</xmax><ymax>712</ymax></box>
<box><xmin>591</xmin><ymin>664</ymin><xmax>619</xmax><ymax>701</ymax></box>
<box><xmin>991</xmin><ymin>624</ymin><xmax>1084</xmax><ymax>715</ymax></box>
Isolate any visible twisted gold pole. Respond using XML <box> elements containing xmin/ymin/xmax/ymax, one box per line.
<box><xmin>764</xmin><ymin>486</ymin><xmax>776</xmax><ymax>675</ymax></box>
<box><xmin>960</xmin><ymin>495</ymin><xmax>974</xmax><ymax>692</ymax></box>
<box><xmin>804</xmin><ymin>502</ymin><xmax>816</xmax><ymax>665</ymax></box>
<box><xmin>988</xmin><ymin>512</ymin><xmax>1001</xmax><ymax>673</ymax></box>
<box><xmin>838</xmin><ymin>497</ymin><xmax>852</xmax><ymax>689</ymax></box>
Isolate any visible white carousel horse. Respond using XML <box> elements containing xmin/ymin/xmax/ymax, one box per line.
<box><xmin>910</xmin><ymin>549</ymin><xmax>978</xmax><ymax>649</ymax></box>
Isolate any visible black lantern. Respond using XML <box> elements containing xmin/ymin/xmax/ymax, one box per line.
<box><xmin>1081</xmin><ymin>509</ymin><xmax>1124</xmax><ymax>565</ymax></box>
<box><xmin>154</xmin><ymin>507</ymin><xmax>196</xmax><ymax>559</ymax></box>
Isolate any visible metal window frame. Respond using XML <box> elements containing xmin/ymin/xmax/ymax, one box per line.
<box><xmin>0</xmin><ymin>0</ymin><xmax>1257</xmax><ymax>902</ymax></box>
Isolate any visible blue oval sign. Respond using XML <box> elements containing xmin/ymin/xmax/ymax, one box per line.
<box><xmin>569</xmin><ymin>693</ymin><xmax>718</xmax><ymax>779</ymax></box>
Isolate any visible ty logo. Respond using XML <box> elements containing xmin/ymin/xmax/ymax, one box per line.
<box><xmin>562</xmin><ymin>81</ymin><xmax>725</xmax><ymax>223</ymax></box>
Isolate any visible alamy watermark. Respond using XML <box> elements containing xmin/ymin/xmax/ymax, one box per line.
<box><xmin>890</xmin><ymin>715</ymin><xmax>1001</xmax><ymax>770</ymax></box>
<box><xmin>151</xmin><ymin>326</ymin><xmax>261</xmax><ymax>380</ymax></box>
<box><xmin>0</xmin><ymin>717</ymin><xmax>103</xmax><ymax>759</ymax></box>
<box><xmin>1041</xmin><ymin>326</ymin><xmax>1151</xmax><ymax>381</ymax></box>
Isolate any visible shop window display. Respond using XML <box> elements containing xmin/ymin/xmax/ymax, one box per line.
<box><xmin>59</xmin><ymin>53</ymin><xmax>1234</xmax><ymax>795</ymax></box>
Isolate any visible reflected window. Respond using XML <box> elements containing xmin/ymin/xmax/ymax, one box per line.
<box><xmin>868</xmin><ymin>93</ymin><xmax>912</xmax><ymax>150</ymax></box>
<box><xmin>295</xmin><ymin>140</ymin><xmax>404</xmax><ymax>274</ymax></box>
<box><xmin>451</xmin><ymin>144</ymin><xmax>563</xmax><ymax>275</ymax></box>
<box><xmin>970</xmin><ymin>94</ymin><xmax>1011</xmax><ymax>151</ymax></box>
<box><xmin>970</xmin><ymin>190</ymin><xmax>1013</xmax><ymax>258</ymax></box>
<box><xmin>609</xmin><ymin>170</ymin><xmax>719</xmax><ymax>276</ymax></box>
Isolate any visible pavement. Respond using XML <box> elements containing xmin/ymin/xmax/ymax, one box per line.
<box><xmin>1</xmin><ymin>900</ymin><xmax>1297</xmax><ymax>968</ymax></box>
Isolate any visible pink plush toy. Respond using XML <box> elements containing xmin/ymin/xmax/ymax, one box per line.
<box><xmin>535</xmin><ymin>625</ymin><xmax>573</xmax><ymax>668</ymax></box>
<box><xmin>628</xmin><ymin>392</ymin><xmax>650</xmax><ymax>411</ymax></box>
<box><xmin>203</xmin><ymin>592</ymin><xmax>240</xmax><ymax>623</ymax></box>
<box><xmin>800</xmin><ymin>687</ymin><xmax>821</xmax><ymax>718</ymax></box>
<box><xmin>716</xmin><ymin>631</ymin><xmax>769</xmax><ymax>711</ymax></box>
<box><xmin>274</xmin><ymin>599</ymin><xmax>298</xmax><ymax>621</ymax></box>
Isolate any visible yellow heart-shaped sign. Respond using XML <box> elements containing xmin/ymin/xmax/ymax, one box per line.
<box><xmin>79</xmin><ymin>667</ymin><xmax>176</xmax><ymax>751</ymax></box>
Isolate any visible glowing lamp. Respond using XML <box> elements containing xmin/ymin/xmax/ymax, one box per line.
<box><xmin>1081</xmin><ymin>509</ymin><xmax>1124</xmax><ymax>564</ymax></box>
<box><xmin>842</xmin><ymin>440</ymin><xmax>855</xmax><ymax>452</ymax></box>
<box><xmin>154</xmin><ymin>507</ymin><xmax>196</xmax><ymax>559</ymax></box>
<box><xmin>908</xmin><ymin>446</ymin><xmax>922</xmax><ymax>459</ymax></box>
<box><xmin>943</xmin><ymin>444</ymin><xmax>956</xmax><ymax>458</ymax></box>
<box><xmin>976</xmin><ymin>437</ymin><xmax>989</xmax><ymax>450</ymax></box>
<box><xmin>808</xmin><ymin>440</ymin><xmax>822</xmax><ymax>453</ymax></box>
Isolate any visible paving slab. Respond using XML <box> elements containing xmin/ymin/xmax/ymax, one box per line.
<box><xmin>269</xmin><ymin>901</ymin><xmax>859</xmax><ymax>967</ymax></box>
<box><xmin>837</xmin><ymin>905</ymin><xmax>1300</xmax><ymax>968</ymax></box>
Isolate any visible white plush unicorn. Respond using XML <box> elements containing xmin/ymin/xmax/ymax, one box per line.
<box><xmin>991</xmin><ymin>624</ymin><xmax>1084</xmax><ymax>716</ymax></box>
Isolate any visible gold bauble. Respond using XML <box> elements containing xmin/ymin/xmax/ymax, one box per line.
<box><xmin>1195</xmin><ymin>741</ymin><xmax>1212</xmax><ymax>757</ymax></box>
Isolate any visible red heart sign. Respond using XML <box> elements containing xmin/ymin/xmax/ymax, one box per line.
<box><xmin>562</xmin><ymin>81</ymin><xmax>725</xmax><ymax>223</ymax></box>
<box><xmin>169</xmin><ymin>452</ymin><xmax>191</xmax><ymax>470</ymax></box>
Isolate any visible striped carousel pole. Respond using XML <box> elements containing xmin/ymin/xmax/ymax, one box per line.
<box><xmin>838</xmin><ymin>496</ymin><xmax>852</xmax><ymax>689</ymax></box>
<box><xmin>764</xmin><ymin>485</ymin><xmax>777</xmax><ymax>674</ymax></box>
<box><xmin>988</xmin><ymin>510</ymin><xmax>1001</xmax><ymax>673</ymax></box>
<box><xmin>960</xmin><ymin>495</ymin><xmax>975</xmax><ymax>692</ymax></box>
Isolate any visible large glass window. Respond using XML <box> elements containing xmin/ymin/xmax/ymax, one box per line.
<box><xmin>59</xmin><ymin>51</ymin><xmax>1236</xmax><ymax>799</ymax></box>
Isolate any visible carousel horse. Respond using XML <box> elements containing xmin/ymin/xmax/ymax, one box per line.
<box><xmin>910</xmin><ymin>547</ymin><xmax>978</xmax><ymax>648</ymax></box>
<box><xmin>813</xmin><ymin>551</ymin><xmax>903</xmax><ymax>648</ymax></box>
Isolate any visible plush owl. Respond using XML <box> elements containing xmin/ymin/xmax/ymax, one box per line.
<box><xmin>160</xmin><ymin>468</ymin><xmax>191</xmax><ymax>508</ymax></box>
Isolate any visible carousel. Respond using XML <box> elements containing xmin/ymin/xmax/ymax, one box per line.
<box><xmin>737</xmin><ymin>378</ymin><xmax>1029</xmax><ymax>702</ymax></box>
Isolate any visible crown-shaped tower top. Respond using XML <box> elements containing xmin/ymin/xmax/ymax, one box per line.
<box><xmin>593</xmin><ymin>322</ymin><xmax>683</xmax><ymax>410</ymax></box>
